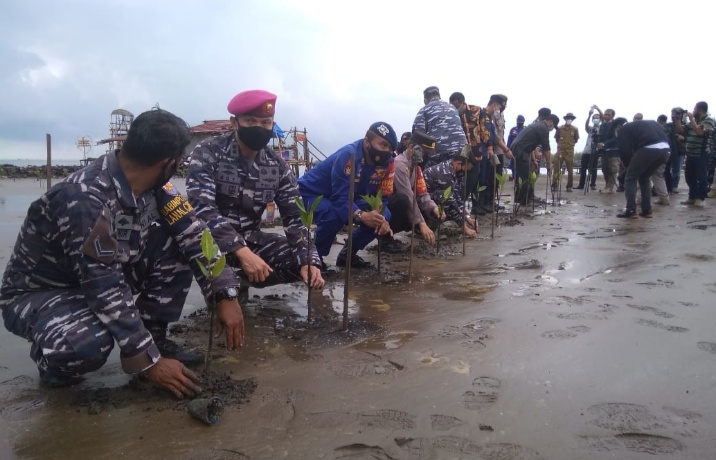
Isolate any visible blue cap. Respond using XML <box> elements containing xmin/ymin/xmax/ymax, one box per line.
<box><xmin>517</xmin><ymin>115</ymin><xmax>525</xmax><ymax>122</ymax></box>
<box><xmin>368</xmin><ymin>122</ymin><xmax>398</xmax><ymax>151</ymax></box>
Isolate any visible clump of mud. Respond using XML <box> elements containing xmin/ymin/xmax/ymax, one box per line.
<box><xmin>70</xmin><ymin>371</ymin><xmax>256</xmax><ymax>416</ymax></box>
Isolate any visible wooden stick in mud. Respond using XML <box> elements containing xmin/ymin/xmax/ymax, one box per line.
<box><xmin>491</xmin><ymin>159</ymin><xmax>497</xmax><ymax>239</ymax></box>
<box><xmin>343</xmin><ymin>151</ymin><xmax>356</xmax><ymax>331</ymax></box>
<box><xmin>408</xmin><ymin>158</ymin><xmax>419</xmax><ymax>282</ymax></box>
<box><xmin>462</xmin><ymin>172</ymin><xmax>467</xmax><ymax>256</ymax></box>
<box><xmin>46</xmin><ymin>134</ymin><xmax>52</xmax><ymax>189</ymax></box>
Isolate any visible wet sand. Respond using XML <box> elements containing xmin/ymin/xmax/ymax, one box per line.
<box><xmin>1</xmin><ymin>177</ymin><xmax>715</xmax><ymax>460</ymax></box>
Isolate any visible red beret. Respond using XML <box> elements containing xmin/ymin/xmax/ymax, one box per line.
<box><xmin>227</xmin><ymin>90</ymin><xmax>277</xmax><ymax>117</ymax></box>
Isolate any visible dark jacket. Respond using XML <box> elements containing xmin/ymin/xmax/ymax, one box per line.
<box><xmin>616</xmin><ymin>120</ymin><xmax>670</xmax><ymax>165</ymax></box>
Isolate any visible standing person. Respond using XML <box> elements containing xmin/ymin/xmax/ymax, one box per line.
<box><xmin>593</xmin><ymin>106</ymin><xmax>619</xmax><ymax>193</ymax></box>
<box><xmin>298</xmin><ymin>122</ymin><xmax>403</xmax><ymax>268</ymax></box>
<box><xmin>507</xmin><ymin>115</ymin><xmax>526</xmax><ymax>180</ymax></box>
<box><xmin>449</xmin><ymin>92</ymin><xmax>512</xmax><ymax>215</ymax></box>
<box><xmin>552</xmin><ymin>112</ymin><xmax>580</xmax><ymax>192</ymax></box>
<box><xmin>676</xmin><ymin>101</ymin><xmax>716</xmax><ymax>207</ymax></box>
<box><xmin>187</xmin><ymin>90</ymin><xmax>324</xmax><ymax>295</ymax></box>
<box><xmin>413</xmin><ymin>86</ymin><xmax>467</xmax><ymax>168</ymax></box>
<box><xmin>633</xmin><ymin>113</ymin><xmax>644</xmax><ymax>121</ymax></box>
<box><xmin>0</xmin><ymin>109</ymin><xmax>245</xmax><ymax>395</ymax></box>
<box><xmin>664</xmin><ymin>107</ymin><xmax>687</xmax><ymax>194</ymax></box>
<box><xmin>509</xmin><ymin>114</ymin><xmax>558</xmax><ymax>205</ymax></box>
<box><xmin>484</xmin><ymin>94</ymin><xmax>512</xmax><ymax>211</ymax></box>
<box><xmin>575</xmin><ymin>110</ymin><xmax>601</xmax><ymax>190</ymax></box>
<box><xmin>612</xmin><ymin>118</ymin><xmax>671</xmax><ymax>218</ymax></box>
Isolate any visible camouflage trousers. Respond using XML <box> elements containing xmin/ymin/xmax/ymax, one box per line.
<box><xmin>552</xmin><ymin>150</ymin><xmax>575</xmax><ymax>189</ymax></box>
<box><xmin>601</xmin><ymin>156</ymin><xmax>621</xmax><ymax>190</ymax></box>
<box><xmin>227</xmin><ymin>230</ymin><xmax>303</xmax><ymax>286</ymax></box>
<box><xmin>1</xmin><ymin>224</ymin><xmax>193</xmax><ymax>376</ymax></box>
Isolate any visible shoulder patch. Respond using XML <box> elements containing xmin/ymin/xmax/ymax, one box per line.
<box><xmin>162</xmin><ymin>182</ymin><xmax>178</xmax><ymax>195</ymax></box>
<box><xmin>81</xmin><ymin>207</ymin><xmax>118</xmax><ymax>265</ymax></box>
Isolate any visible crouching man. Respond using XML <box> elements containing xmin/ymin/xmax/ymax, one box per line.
<box><xmin>423</xmin><ymin>149</ymin><xmax>478</xmax><ymax>238</ymax></box>
<box><xmin>1</xmin><ymin>109</ymin><xmax>244</xmax><ymax>398</ymax></box>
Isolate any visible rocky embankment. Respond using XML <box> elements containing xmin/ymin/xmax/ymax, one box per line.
<box><xmin>0</xmin><ymin>164</ymin><xmax>84</xmax><ymax>179</ymax></box>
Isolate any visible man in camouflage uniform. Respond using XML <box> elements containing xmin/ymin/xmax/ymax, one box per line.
<box><xmin>422</xmin><ymin>151</ymin><xmax>478</xmax><ymax>237</ymax></box>
<box><xmin>413</xmin><ymin>86</ymin><xmax>467</xmax><ymax>168</ymax></box>
<box><xmin>552</xmin><ymin>112</ymin><xmax>580</xmax><ymax>192</ymax></box>
<box><xmin>1</xmin><ymin>110</ymin><xmax>244</xmax><ymax>396</ymax></box>
<box><xmin>187</xmin><ymin>90</ymin><xmax>324</xmax><ymax>292</ymax></box>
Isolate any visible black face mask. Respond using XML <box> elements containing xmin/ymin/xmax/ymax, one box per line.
<box><xmin>238</xmin><ymin>126</ymin><xmax>273</xmax><ymax>151</ymax></box>
<box><xmin>367</xmin><ymin>141</ymin><xmax>392</xmax><ymax>167</ymax></box>
<box><xmin>155</xmin><ymin>159</ymin><xmax>179</xmax><ymax>190</ymax></box>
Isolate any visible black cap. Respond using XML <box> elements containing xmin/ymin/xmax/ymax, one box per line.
<box><xmin>410</xmin><ymin>130</ymin><xmax>436</xmax><ymax>153</ymax></box>
<box><xmin>538</xmin><ymin>108</ymin><xmax>552</xmax><ymax>119</ymax></box>
<box><xmin>489</xmin><ymin>94</ymin><xmax>508</xmax><ymax>106</ymax></box>
<box><xmin>423</xmin><ymin>86</ymin><xmax>440</xmax><ymax>98</ymax></box>
<box><xmin>612</xmin><ymin>117</ymin><xmax>628</xmax><ymax>129</ymax></box>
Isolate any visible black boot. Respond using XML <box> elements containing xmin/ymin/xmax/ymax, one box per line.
<box><xmin>39</xmin><ymin>369</ymin><xmax>85</xmax><ymax>388</ymax></box>
<box><xmin>144</xmin><ymin>320</ymin><xmax>204</xmax><ymax>366</ymax></box>
<box><xmin>336</xmin><ymin>247</ymin><xmax>373</xmax><ymax>268</ymax></box>
<box><xmin>379</xmin><ymin>235</ymin><xmax>407</xmax><ymax>254</ymax></box>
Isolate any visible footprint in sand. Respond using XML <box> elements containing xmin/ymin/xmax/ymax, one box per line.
<box><xmin>635</xmin><ymin>318</ymin><xmax>688</xmax><ymax>333</ymax></box>
<box><xmin>460</xmin><ymin>377</ymin><xmax>501</xmax><ymax>410</ymax></box>
<box><xmin>541</xmin><ymin>325</ymin><xmax>591</xmax><ymax>339</ymax></box>
<box><xmin>625</xmin><ymin>304</ymin><xmax>675</xmax><ymax>318</ymax></box>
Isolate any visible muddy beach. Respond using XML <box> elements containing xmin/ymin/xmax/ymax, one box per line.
<box><xmin>1</xmin><ymin>177</ymin><xmax>715</xmax><ymax>460</ymax></box>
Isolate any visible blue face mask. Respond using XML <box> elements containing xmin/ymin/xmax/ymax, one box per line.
<box><xmin>592</xmin><ymin>119</ymin><xmax>600</xmax><ymax>126</ymax></box>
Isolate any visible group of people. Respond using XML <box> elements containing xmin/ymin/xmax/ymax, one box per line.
<box><xmin>572</xmin><ymin>103</ymin><xmax>715</xmax><ymax>218</ymax></box>
<box><xmin>1</xmin><ymin>86</ymin><xmax>713</xmax><ymax>397</ymax></box>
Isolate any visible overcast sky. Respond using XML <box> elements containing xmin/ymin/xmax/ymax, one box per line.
<box><xmin>0</xmin><ymin>0</ymin><xmax>712</xmax><ymax>162</ymax></box>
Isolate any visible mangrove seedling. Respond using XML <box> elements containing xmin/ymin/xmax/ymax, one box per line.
<box><xmin>436</xmin><ymin>186</ymin><xmax>452</xmax><ymax>254</ymax></box>
<box><xmin>196</xmin><ymin>229</ymin><xmax>227</xmax><ymax>373</ymax></box>
<box><xmin>529</xmin><ymin>170</ymin><xmax>538</xmax><ymax>213</ymax></box>
<box><xmin>294</xmin><ymin>195</ymin><xmax>323</xmax><ymax>321</ymax></box>
<box><xmin>360</xmin><ymin>190</ymin><xmax>384</xmax><ymax>273</ymax></box>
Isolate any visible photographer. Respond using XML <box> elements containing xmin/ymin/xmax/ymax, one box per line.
<box><xmin>575</xmin><ymin>109</ymin><xmax>601</xmax><ymax>190</ymax></box>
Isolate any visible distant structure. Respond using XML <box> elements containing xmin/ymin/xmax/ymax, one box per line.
<box><xmin>76</xmin><ymin>136</ymin><xmax>92</xmax><ymax>167</ymax></box>
<box><xmin>186</xmin><ymin>121</ymin><xmax>327</xmax><ymax>177</ymax></box>
<box><xmin>96</xmin><ymin>109</ymin><xmax>134</xmax><ymax>156</ymax></box>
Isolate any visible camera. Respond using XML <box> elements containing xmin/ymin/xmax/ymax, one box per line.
<box><xmin>413</xmin><ymin>145</ymin><xmax>424</xmax><ymax>164</ymax></box>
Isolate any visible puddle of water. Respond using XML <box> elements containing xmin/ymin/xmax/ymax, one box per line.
<box><xmin>354</xmin><ymin>331</ymin><xmax>418</xmax><ymax>351</ymax></box>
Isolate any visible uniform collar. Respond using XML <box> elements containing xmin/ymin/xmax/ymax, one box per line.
<box><xmin>106</xmin><ymin>150</ymin><xmax>139</xmax><ymax>209</ymax></box>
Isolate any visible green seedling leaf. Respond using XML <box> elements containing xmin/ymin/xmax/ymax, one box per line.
<box><xmin>309</xmin><ymin>195</ymin><xmax>323</xmax><ymax>214</ymax></box>
<box><xmin>211</xmin><ymin>256</ymin><xmax>226</xmax><ymax>279</ymax></box>
<box><xmin>529</xmin><ymin>171</ymin><xmax>537</xmax><ymax>184</ymax></box>
<box><xmin>197</xmin><ymin>261</ymin><xmax>209</xmax><ymax>278</ymax></box>
<box><xmin>201</xmin><ymin>229</ymin><xmax>213</xmax><ymax>261</ymax></box>
<box><xmin>496</xmin><ymin>173</ymin><xmax>507</xmax><ymax>187</ymax></box>
<box><xmin>442</xmin><ymin>186</ymin><xmax>452</xmax><ymax>203</ymax></box>
<box><xmin>477</xmin><ymin>185</ymin><xmax>487</xmax><ymax>192</ymax></box>
<box><xmin>294</xmin><ymin>196</ymin><xmax>307</xmax><ymax>214</ymax></box>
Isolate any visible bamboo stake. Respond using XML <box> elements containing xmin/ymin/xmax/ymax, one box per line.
<box><xmin>343</xmin><ymin>151</ymin><xmax>356</xmax><ymax>331</ymax></box>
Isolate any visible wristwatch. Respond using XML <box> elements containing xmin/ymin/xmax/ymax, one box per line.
<box><xmin>353</xmin><ymin>210</ymin><xmax>363</xmax><ymax>225</ymax></box>
<box><xmin>214</xmin><ymin>286</ymin><xmax>239</xmax><ymax>302</ymax></box>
